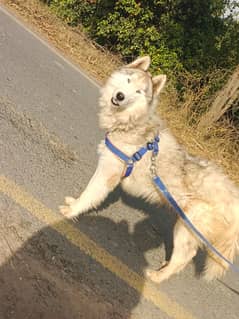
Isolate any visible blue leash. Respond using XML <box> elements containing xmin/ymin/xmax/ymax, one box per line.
<box><xmin>105</xmin><ymin>134</ymin><xmax>239</xmax><ymax>274</ymax></box>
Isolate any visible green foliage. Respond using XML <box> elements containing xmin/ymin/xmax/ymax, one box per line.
<box><xmin>47</xmin><ymin>0</ymin><xmax>95</xmax><ymax>26</ymax></box>
<box><xmin>93</xmin><ymin>1</ymin><xmax>183</xmax><ymax>74</ymax></box>
<box><xmin>44</xmin><ymin>0</ymin><xmax>239</xmax><ymax>79</ymax></box>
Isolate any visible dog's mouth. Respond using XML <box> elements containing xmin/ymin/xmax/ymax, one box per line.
<box><xmin>111</xmin><ymin>97</ymin><xmax>120</xmax><ymax>107</ymax></box>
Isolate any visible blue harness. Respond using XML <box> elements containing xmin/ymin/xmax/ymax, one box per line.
<box><xmin>105</xmin><ymin>134</ymin><xmax>159</xmax><ymax>177</ymax></box>
<box><xmin>105</xmin><ymin>134</ymin><xmax>239</xmax><ymax>274</ymax></box>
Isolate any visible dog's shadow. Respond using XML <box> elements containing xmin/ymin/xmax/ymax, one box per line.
<box><xmin>84</xmin><ymin>185</ymin><xmax>208</xmax><ymax>275</ymax></box>
<box><xmin>122</xmin><ymin>188</ymin><xmax>209</xmax><ymax>275</ymax></box>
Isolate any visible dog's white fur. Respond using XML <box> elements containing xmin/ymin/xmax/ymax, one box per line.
<box><xmin>60</xmin><ymin>56</ymin><xmax>239</xmax><ymax>284</ymax></box>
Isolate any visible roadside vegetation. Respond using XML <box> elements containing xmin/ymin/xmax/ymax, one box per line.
<box><xmin>2</xmin><ymin>0</ymin><xmax>239</xmax><ymax>183</ymax></box>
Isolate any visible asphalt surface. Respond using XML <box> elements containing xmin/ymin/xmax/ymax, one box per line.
<box><xmin>0</xmin><ymin>5</ymin><xmax>239</xmax><ymax>319</ymax></box>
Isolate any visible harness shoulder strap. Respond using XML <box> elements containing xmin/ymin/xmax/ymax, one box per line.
<box><xmin>105</xmin><ymin>135</ymin><xmax>131</xmax><ymax>163</ymax></box>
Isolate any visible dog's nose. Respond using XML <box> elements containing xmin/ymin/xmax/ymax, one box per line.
<box><xmin>116</xmin><ymin>92</ymin><xmax>125</xmax><ymax>101</ymax></box>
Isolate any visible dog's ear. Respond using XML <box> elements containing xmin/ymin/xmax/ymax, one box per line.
<box><xmin>125</xmin><ymin>56</ymin><xmax>151</xmax><ymax>71</ymax></box>
<box><xmin>152</xmin><ymin>75</ymin><xmax>167</xmax><ymax>97</ymax></box>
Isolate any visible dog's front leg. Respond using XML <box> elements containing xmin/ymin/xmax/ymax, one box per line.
<box><xmin>60</xmin><ymin>151</ymin><xmax>123</xmax><ymax>219</ymax></box>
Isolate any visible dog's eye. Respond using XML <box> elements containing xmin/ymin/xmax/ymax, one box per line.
<box><xmin>136</xmin><ymin>90</ymin><xmax>142</xmax><ymax>94</ymax></box>
<box><xmin>127</xmin><ymin>78</ymin><xmax>131</xmax><ymax>83</ymax></box>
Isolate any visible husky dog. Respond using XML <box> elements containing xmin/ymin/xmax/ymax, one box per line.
<box><xmin>60</xmin><ymin>56</ymin><xmax>239</xmax><ymax>284</ymax></box>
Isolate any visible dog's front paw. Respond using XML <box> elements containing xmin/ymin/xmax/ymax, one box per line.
<box><xmin>144</xmin><ymin>261</ymin><xmax>168</xmax><ymax>284</ymax></box>
<box><xmin>145</xmin><ymin>269</ymin><xmax>162</xmax><ymax>283</ymax></box>
<box><xmin>59</xmin><ymin>196</ymin><xmax>79</xmax><ymax>219</ymax></box>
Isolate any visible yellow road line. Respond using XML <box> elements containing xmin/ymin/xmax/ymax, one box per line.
<box><xmin>0</xmin><ymin>175</ymin><xmax>196</xmax><ymax>319</ymax></box>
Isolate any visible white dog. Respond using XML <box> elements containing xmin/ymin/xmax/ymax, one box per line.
<box><xmin>60</xmin><ymin>56</ymin><xmax>239</xmax><ymax>284</ymax></box>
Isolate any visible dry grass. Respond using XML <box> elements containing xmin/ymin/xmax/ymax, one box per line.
<box><xmin>1</xmin><ymin>0</ymin><xmax>239</xmax><ymax>184</ymax></box>
<box><xmin>159</xmin><ymin>84</ymin><xmax>239</xmax><ymax>184</ymax></box>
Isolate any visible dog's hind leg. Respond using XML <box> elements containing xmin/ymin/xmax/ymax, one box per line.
<box><xmin>146</xmin><ymin>220</ymin><xmax>198</xmax><ymax>284</ymax></box>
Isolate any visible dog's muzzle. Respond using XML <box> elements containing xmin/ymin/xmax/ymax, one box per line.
<box><xmin>111</xmin><ymin>91</ymin><xmax>125</xmax><ymax>107</ymax></box>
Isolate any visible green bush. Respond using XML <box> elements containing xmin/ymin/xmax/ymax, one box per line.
<box><xmin>46</xmin><ymin>0</ymin><xmax>94</xmax><ymax>26</ymax></box>
<box><xmin>44</xmin><ymin>0</ymin><xmax>239</xmax><ymax>79</ymax></box>
<box><xmin>92</xmin><ymin>0</ymin><xmax>183</xmax><ymax>75</ymax></box>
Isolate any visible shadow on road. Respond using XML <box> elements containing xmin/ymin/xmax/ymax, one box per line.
<box><xmin>0</xmin><ymin>188</ymin><xmax>211</xmax><ymax>319</ymax></box>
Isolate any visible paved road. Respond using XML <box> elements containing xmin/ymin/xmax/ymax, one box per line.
<box><xmin>0</xmin><ymin>5</ymin><xmax>238</xmax><ymax>319</ymax></box>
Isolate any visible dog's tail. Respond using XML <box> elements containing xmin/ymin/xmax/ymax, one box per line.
<box><xmin>203</xmin><ymin>239</ymin><xmax>238</xmax><ymax>280</ymax></box>
<box><xmin>204</xmin><ymin>197</ymin><xmax>239</xmax><ymax>281</ymax></box>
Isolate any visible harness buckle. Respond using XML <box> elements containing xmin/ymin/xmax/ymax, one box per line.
<box><xmin>133</xmin><ymin>152</ymin><xmax>142</xmax><ymax>161</ymax></box>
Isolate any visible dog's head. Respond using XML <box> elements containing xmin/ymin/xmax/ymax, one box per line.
<box><xmin>99</xmin><ymin>56</ymin><xmax>166</xmax><ymax>129</ymax></box>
